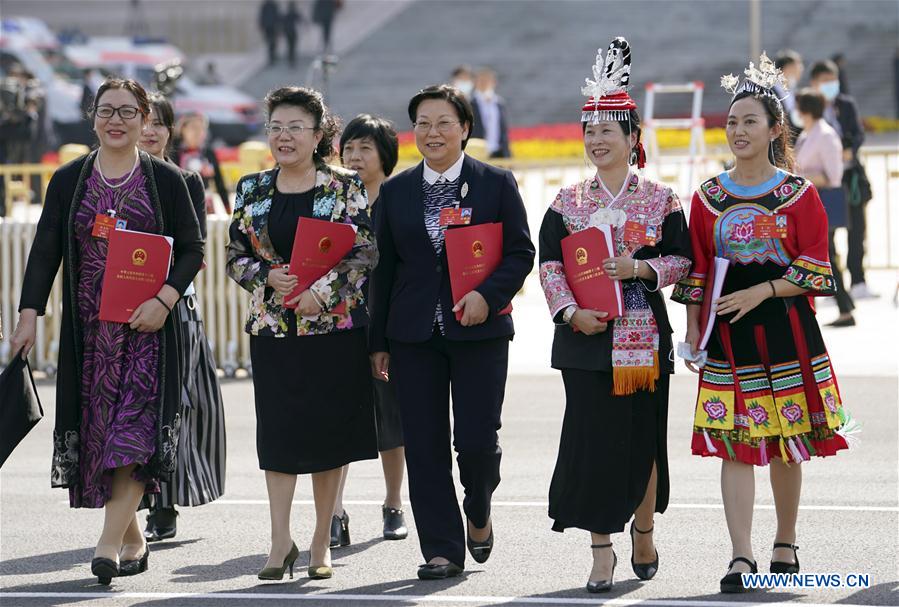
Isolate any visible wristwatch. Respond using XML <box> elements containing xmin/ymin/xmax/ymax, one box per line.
<box><xmin>562</xmin><ymin>305</ymin><xmax>577</xmax><ymax>324</ymax></box>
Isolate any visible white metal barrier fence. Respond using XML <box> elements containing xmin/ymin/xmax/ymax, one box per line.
<box><xmin>2</xmin><ymin>148</ymin><xmax>897</xmax><ymax>372</ymax></box>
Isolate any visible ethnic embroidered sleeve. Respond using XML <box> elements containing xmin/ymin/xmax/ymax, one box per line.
<box><xmin>226</xmin><ymin>175</ymin><xmax>272</xmax><ymax>294</ymax></box>
<box><xmin>781</xmin><ymin>187</ymin><xmax>836</xmax><ymax>295</ymax></box>
<box><xmin>539</xmin><ymin>206</ymin><xmax>577</xmax><ymax>321</ymax></box>
<box><xmin>671</xmin><ymin>192</ymin><xmax>713</xmax><ymax>304</ymax></box>
<box><xmin>642</xmin><ymin>190</ymin><xmax>692</xmax><ymax>291</ymax></box>
<box><xmin>309</xmin><ymin>175</ymin><xmax>379</xmax><ymax>311</ymax></box>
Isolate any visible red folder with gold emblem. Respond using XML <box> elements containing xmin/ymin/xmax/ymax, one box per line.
<box><xmin>284</xmin><ymin>217</ymin><xmax>356</xmax><ymax>314</ymax></box>
<box><xmin>560</xmin><ymin>226</ymin><xmax>623</xmax><ymax>320</ymax></box>
<box><xmin>445</xmin><ymin>222</ymin><xmax>512</xmax><ymax>321</ymax></box>
<box><xmin>99</xmin><ymin>228</ymin><xmax>173</xmax><ymax>323</ymax></box>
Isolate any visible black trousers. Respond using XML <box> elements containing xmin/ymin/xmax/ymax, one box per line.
<box><xmin>847</xmin><ymin>201</ymin><xmax>867</xmax><ymax>286</ymax></box>
<box><xmin>828</xmin><ymin>229</ymin><xmax>855</xmax><ymax>315</ymax></box>
<box><xmin>390</xmin><ymin>330</ymin><xmax>509</xmax><ymax>567</ymax></box>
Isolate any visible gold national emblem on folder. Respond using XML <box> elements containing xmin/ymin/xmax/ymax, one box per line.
<box><xmin>132</xmin><ymin>248</ymin><xmax>147</xmax><ymax>266</ymax></box>
<box><xmin>575</xmin><ymin>247</ymin><xmax>588</xmax><ymax>265</ymax></box>
<box><xmin>318</xmin><ymin>237</ymin><xmax>332</xmax><ymax>253</ymax></box>
<box><xmin>471</xmin><ymin>240</ymin><xmax>484</xmax><ymax>258</ymax></box>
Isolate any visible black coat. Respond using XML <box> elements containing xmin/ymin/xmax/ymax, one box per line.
<box><xmin>18</xmin><ymin>151</ymin><xmax>204</xmax><ymax>488</ymax></box>
<box><xmin>470</xmin><ymin>94</ymin><xmax>511</xmax><ymax>158</ymax></box>
<box><xmin>369</xmin><ymin>155</ymin><xmax>535</xmax><ymax>352</ymax></box>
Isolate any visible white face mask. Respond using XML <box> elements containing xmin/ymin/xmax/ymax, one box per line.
<box><xmin>453</xmin><ymin>80</ymin><xmax>474</xmax><ymax>97</ymax></box>
<box><xmin>819</xmin><ymin>80</ymin><xmax>840</xmax><ymax>101</ymax></box>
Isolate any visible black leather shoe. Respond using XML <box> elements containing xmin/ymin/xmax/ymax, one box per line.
<box><xmin>417</xmin><ymin>561</ymin><xmax>463</xmax><ymax>580</ymax></box>
<box><xmin>586</xmin><ymin>543</ymin><xmax>617</xmax><ymax>593</ymax></box>
<box><xmin>629</xmin><ymin>520</ymin><xmax>659</xmax><ymax>580</ymax></box>
<box><xmin>144</xmin><ymin>507</ymin><xmax>178</xmax><ymax>542</ymax></box>
<box><xmin>720</xmin><ymin>556</ymin><xmax>758</xmax><ymax>593</ymax></box>
<box><xmin>119</xmin><ymin>543</ymin><xmax>150</xmax><ymax>577</ymax></box>
<box><xmin>466</xmin><ymin>520</ymin><xmax>493</xmax><ymax>564</ymax></box>
<box><xmin>770</xmin><ymin>543</ymin><xmax>799</xmax><ymax>574</ymax></box>
<box><xmin>91</xmin><ymin>557</ymin><xmax>119</xmax><ymax>586</ymax></box>
<box><xmin>826</xmin><ymin>316</ymin><xmax>856</xmax><ymax>327</ymax></box>
<box><xmin>382</xmin><ymin>505</ymin><xmax>408</xmax><ymax>540</ymax></box>
<box><xmin>329</xmin><ymin>511</ymin><xmax>350</xmax><ymax>547</ymax></box>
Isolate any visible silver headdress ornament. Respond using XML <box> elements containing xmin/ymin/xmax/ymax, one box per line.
<box><xmin>580</xmin><ymin>36</ymin><xmax>635</xmax><ymax>123</ymax></box>
<box><xmin>720</xmin><ymin>51</ymin><xmax>787</xmax><ymax>99</ymax></box>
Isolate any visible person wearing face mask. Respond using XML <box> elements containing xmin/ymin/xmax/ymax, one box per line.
<box><xmin>328</xmin><ymin>114</ymin><xmax>408</xmax><ymax>547</ymax></box>
<box><xmin>808</xmin><ymin>60</ymin><xmax>875</xmax><ymax>300</ymax></box>
<box><xmin>539</xmin><ymin>38</ymin><xmax>692</xmax><ymax>593</ymax></box>
<box><xmin>773</xmin><ymin>50</ymin><xmax>804</xmax><ymax>141</ymax></box>
<box><xmin>673</xmin><ymin>55</ymin><xmax>852</xmax><ymax>594</ymax></box>
<box><xmin>9</xmin><ymin>78</ymin><xmax>204</xmax><ymax>585</ymax></box>
<box><xmin>469</xmin><ymin>67</ymin><xmax>511</xmax><ymax>159</ymax></box>
<box><xmin>369</xmin><ymin>84</ymin><xmax>534</xmax><ymax>580</ymax></box>
<box><xmin>135</xmin><ymin>92</ymin><xmax>227</xmax><ymax>544</ymax></box>
<box><xmin>226</xmin><ymin>86</ymin><xmax>378</xmax><ymax>581</ymax></box>
<box><xmin>450</xmin><ymin>65</ymin><xmax>475</xmax><ymax>99</ymax></box>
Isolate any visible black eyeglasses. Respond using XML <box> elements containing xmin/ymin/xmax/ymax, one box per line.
<box><xmin>95</xmin><ymin>105</ymin><xmax>141</xmax><ymax>120</ymax></box>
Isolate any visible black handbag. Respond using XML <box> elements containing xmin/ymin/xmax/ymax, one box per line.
<box><xmin>843</xmin><ymin>162</ymin><xmax>872</xmax><ymax>206</ymax></box>
<box><xmin>819</xmin><ymin>186</ymin><xmax>848</xmax><ymax>229</ymax></box>
<box><xmin>0</xmin><ymin>351</ymin><xmax>44</xmax><ymax>468</ymax></box>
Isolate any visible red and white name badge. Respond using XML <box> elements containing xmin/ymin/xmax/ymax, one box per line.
<box><xmin>753</xmin><ymin>214</ymin><xmax>788</xmax><ymax>239</ymax></box>
<box><xmin>91</xmin><ymin>214</ymin><xmax>127</xmax><ymax>239</ymax></box>
<box><xmin>623</xmin><ymin>220</ymin><xmax>658</xmax><ymax>247</ymax></box>
<box><xmin>439</xmin><ymin>207</ymin><xmax>473</xmax><ymax>227</ymax></box>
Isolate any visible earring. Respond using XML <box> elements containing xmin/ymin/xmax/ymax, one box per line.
<box><xmin>628</xmin><ymin>149</ymin><xmax>638</xmax><ymax>166</ymax></box>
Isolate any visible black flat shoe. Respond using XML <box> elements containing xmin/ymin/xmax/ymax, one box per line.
<box><xmin>144</xmin><ymin>507</ymin><xmax>178</xmax><ymax>542</ymax></box>
<box><xmin>629</xmin><ymin>520</ymin><xmax>659</xmax><ymax>580</ymax></box>
<box><xmin>382</xmin><ymin>505</ymin><xmax>408</xmax><ymax>540</ymax></box>
<box><xmin>826</xmin><ymin>316</ymin><xmax>856</xmax><ymax>327</ymax></box>
<box><xmin>586</xmin><ymin>543</ymin><xmax>617</xmax><ymax>593</ymax></box>
<box><xmin>770</xmin><ymin>542</ymin><xmax>799</xmax><ymax>574</ymax></box>
<box><xmin>329</xmin><ymin>511</ymin><xmax>350</xmax><ymax>547</ymax></box>
<box><xmin>119</xmin><ymin>544</ymin><xmax>150</xmax><ymax>577</ymax></box>
<box><xmin>417</xmin><ymin>561</ymin><xmax>463</xmax><ymax>580</ymax></box>
<box><xmin>91</xmin><ymin>557</ymin><xmax>119</xmax><ymax>586</ymax></box>
<box><xmin>466</xmin><ymin>520</ymin><xmax>493</xmax><ymax>564</ymax></box>
<box><xmin>720</xmin><ymin>556</ymin><xmax>758</xmax><ymax>593</ymax></box>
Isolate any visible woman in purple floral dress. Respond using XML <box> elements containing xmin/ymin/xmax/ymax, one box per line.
<box><xmin>11</xmin><ymin>79</ymin><xmax>203</xmax><ymax>585</ymax></box>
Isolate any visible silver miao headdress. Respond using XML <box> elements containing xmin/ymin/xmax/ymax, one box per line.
<box><xmin>720</xmin><ymin>51</ymin><xmax>788</xmax><ymax>101</ymax></box>
<box><xmin>580</xmin><ymin>36</ymin><xmax>636</xmax><ymax>123</ymax></box>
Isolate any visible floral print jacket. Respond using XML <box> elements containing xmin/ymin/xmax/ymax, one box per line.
<box><xmin>226</xmin><ymin>162</ymin><xmax>378</xmax><ymax>337</ymax></box>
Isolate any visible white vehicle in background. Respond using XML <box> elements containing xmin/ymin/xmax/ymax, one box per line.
<box><xmin>64</xmin><ymin>38</ymin><xmax>262</xmax><ymax>145</ymax></box>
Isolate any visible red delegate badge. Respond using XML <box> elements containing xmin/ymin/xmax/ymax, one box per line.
<box><xmin>753</xmin><ymin>214</ymin><xmax>788</xmax><ymax>239</ymax></box>
<box><xmin>439</xmin><ymin>207</ymin><xmax>473</xmax><ymax>227</ymax></box>
<box><xmin>623</xmin><ymin>220</ymin><xmax>658</xmax><ymax>246</ymax></box>
<box><xmin>91</xmin><ymin>214</ymin><xmax>127</xmax><ymax>239</ymax></box>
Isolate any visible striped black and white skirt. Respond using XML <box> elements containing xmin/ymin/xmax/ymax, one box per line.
<box><xmin>141</xmin><ymin>293</ymin><xmax>226</xmax><ymax>508</ymax></box>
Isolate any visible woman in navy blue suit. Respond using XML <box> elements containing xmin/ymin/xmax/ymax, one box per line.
<box><xmin>370</xmin><ymin>84</ymin><xmax>535</xmax><ymax>579</ymax></box>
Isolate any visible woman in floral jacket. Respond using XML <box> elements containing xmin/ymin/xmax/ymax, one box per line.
<box><xmin>226</xmin><ymin>86</ymin><xmax>378</xmax><ymax>581</ymax></box>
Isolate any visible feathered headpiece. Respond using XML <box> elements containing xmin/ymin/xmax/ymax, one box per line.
<box><xmin>581</xmin><ymin>36</ymin><xmax>637</xmax><ymax>123</ymax></box>
<box><xmin>720</xmin><ymin>51</ymin><xmax>788</xmax><ymax>102</ymax></box>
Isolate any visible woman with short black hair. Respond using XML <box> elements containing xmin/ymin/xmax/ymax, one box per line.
<box><xmin>370</xmin><ymin>84</ymin><xmax>535</xmax><ymax>579</ymax></box>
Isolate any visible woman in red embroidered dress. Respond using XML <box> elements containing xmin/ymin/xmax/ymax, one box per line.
<box><xmin>672</xmin><ymin>55</ymin><xmax>850</xmax><ymax>594</ymax></box>
<box><xmin>538</xmin><ymin>38</ymin><xmax>692</xmax><ymax>593</ymax></box>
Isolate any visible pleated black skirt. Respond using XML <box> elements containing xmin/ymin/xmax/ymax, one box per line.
<box><xmin>250</xmin><ymin>327</ymin><xmax>378</xmax><ymax>474</ymax></box>
<box><xmin>141</xmin><ymin>294</ymin><xmax>226</xmax><ymax>509</ymax></box>
<box><xmin>549</xmin><ymin>369</ymin><xmax>670</xmax><ymax>535</ymax></box>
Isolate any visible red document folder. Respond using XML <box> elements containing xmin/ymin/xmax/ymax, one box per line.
<box><xmin>698</xmin><ymin>256</ymin><xmax>730</xmax><ymax>350</ymax></box>
<box><xmin>99</xmin><ymin>228</ymin><xmax>173</xmax><ymax>323</ymax></box>
<box><xmin>284</xmin><ymin>217</ymin><xmax>356</xmax><ymax>315</ymax></box>
<box><xmin>560</xmin><ymin>226</ymin><xmax>623</xmax><ymax>320</ymax></box>
<box><xmin>445</xmin><ymin>222</ymin><xmax>512</xmax><ymax>321</ymax></box>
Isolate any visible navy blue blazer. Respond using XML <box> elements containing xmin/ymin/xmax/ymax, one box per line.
<box><xmin>369</xmin><ymin>155</ymin><xmax>535</xmax><ymax>352</ymax></box>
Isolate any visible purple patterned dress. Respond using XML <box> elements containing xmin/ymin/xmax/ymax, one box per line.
<box><xmin>70</xmin><ymin>164</ymin><xmax>161</xmax><ymax>508</ymax></box>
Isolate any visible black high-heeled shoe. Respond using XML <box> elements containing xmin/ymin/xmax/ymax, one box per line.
<box><xmin>119</xmin><ymin>543</ymin><xmax>150</xmax><ymax>577</ymax></box>
<box><xmin>586</xmin><ymin>543</ymin><xmax>617</xmax><ymax>593</ymax></box>
<box><xmin>329</xmin><ymin>511</ymin><xmax>350</xmax><ymax>547</ymax></box>
<box><xmin>91</xmin><ymin>557</ymin><xmax>119</xmax><ymax>586</ymax></box>
<box><xmin>770</xmin><ymin>543</ymin><xmax>799</xmax><ymax>574</ymax></box>
<box><xmin>258</xmin><ymin>542</ymin><xmax>300</xmax><ymax>580</ymax></box>
<box><xmin>144</xmin><ymin>506</ymin><xmax>178</xmax><ymax>542</ymax></box>
<box><xmin>629</xmin><ymin>521</ymin><xmax>659</xmax><ymax>580</ymax></box>
<box><xmin>382</xmin><ymin>505</ymin><xmax>408</xmax><ymax>540</ymax></box>
<box><xmin>720</xmin><ymin>556</ymin><xmax>758</xmax><ymax>593</ymax></box>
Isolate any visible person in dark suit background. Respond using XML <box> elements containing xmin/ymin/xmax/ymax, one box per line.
<box><xmin>809</xmin><ymin>60</ymin><xmax>876</xmax><ymax>300</ymax></box>
<box><xmin>470</xmin><ymin>67</ymin><xmax>511</xmax><ymax>158</ymax></box>
<box><xmin>258</xmin><ymin>0</ymin><xmax>281</xmax><ymax>66</ymax></box>
<box><xmin>370</xmin><ymin>84</ymin><xmax>535</xmax><ymax>579</ymax></box>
